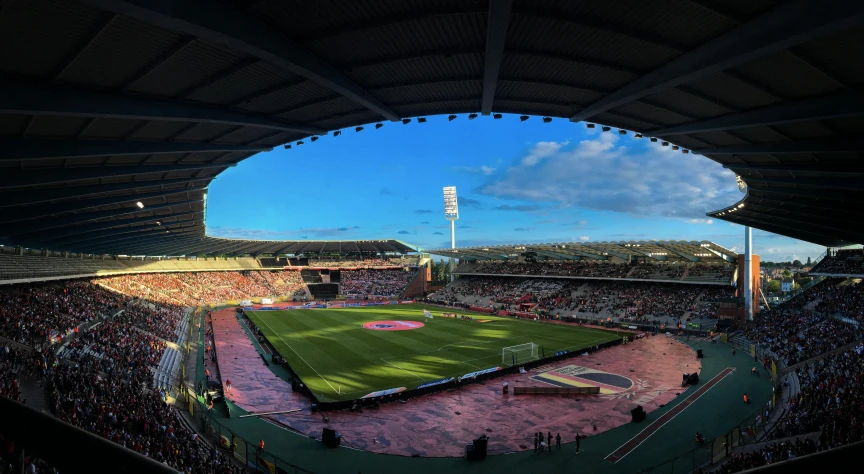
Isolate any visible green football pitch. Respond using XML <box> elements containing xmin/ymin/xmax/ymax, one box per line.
<box><xmin>245</xmin><ymin>303</ymin><xmax>620</xmax><ymax>402</ymax></box>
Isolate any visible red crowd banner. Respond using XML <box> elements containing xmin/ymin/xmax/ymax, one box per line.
<box><xmin>469</xmin><ymin>306</ymin><xmax>494</xmax><ymax>314</ymax></box>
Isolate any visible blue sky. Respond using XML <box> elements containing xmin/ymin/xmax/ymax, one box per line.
<box><xmin>206</xmin><ymin>114</ymin><xmax>824</xmax><ymax>262</ymax></box>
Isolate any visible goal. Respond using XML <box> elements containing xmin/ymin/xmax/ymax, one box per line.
<box><xmin>502</xmin><ymin>343</ymin><xmax>540</xmax><ymax>366</ymax></box>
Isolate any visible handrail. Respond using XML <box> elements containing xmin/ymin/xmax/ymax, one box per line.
<box><xmin>0</xmin><ymin>395</ymin><xmax>180</xmax><ymax>474</ymax></box>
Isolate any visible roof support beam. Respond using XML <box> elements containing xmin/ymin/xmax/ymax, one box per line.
<box><xmin>726</xmin><ymin>162</ymin><xmax>864</xmax><ymax>174</ymax></box>
<box><xmin>698</xmin><ymin>139</ymin><xmax>864</xmax><ymax>155</ymax></box>
<box><xmin>0</xmin><ymin>178</ymin><xmax>208</xmax><ymax>208</ymax></box>
<box><xmin>1</xmin><ymin>187</ymin><xmax>207</xmax><ymax>223</ymax></box>
<box><xmin>79</xmin><ymin>0</ymin><xmax>400</xmax><ymax>121</ymax></box>
<box><xmin>480</xmin><ymin>0</ymin><xmax>513</xmax><ymax>115</ymax></box>
<box><xmin>0</xmin><ymin>79</ymin><xmax>323</xmax><ymax>134</ymax></box>
<box><xmin>83</xmin><ymin>232</ymin><xmax>202</xmax><ymax>254</ymax></box>
<box><xmin>736</xmin><ymin>209</ymin><xmax>861</xmax><ymax>239</ymax></box>
<box><xmin>6</xmin><ymin>200</ymin><xmax>202</xmax><ymax>235</ymax></box>
<box><xmin>13</xmin><ymin>211</ymin><xmax>200</xmax><ymax>244</ymax></box>
<box><xmin>657</xmin><ymin>244</ymin><xmax>699</xmax><ymax>262</ymax></box>
<box><xmin>741</xmin><ymin>204</ymin><xmax>860</xmax><ymax>225</ymax></box>
<box><xmin>226</xmin><ymin>241</ymin><xmax>268</xmax><ymax>257</ymax></box>
<box><xmin>742</xmin><ymin>176</ymin><xmax>864</xmax><ymax>191</ymax></box>
<box><xmin>0</xmin><ymin>163</ymin><xmax>231</xmax><ymax>189</ymax></box>
<box><xmin>38</xmin><ymin>216</ymin><xmax>200</xmax><ymax>246</ymax></box>
<box><xmin>52</xmin><ymin>226</ymin><xmax>203</xmax><ymax>252</ymax></box>
<box><xmin>76</xmin><ymin>230</ymin><xmax>202</xmax><ymax>253</ymax></box>
<box><xmin>650</xmin><ymin>90</ymin><xmax>864</xmax><ymax>137</ymax></box>
<box><xmin>0</xmin><ymin>139</ymin><xmax>270</xmax><ymax>162</ymax></box>
<box><xmin>719</xmin><ymin>215</ymin><xmax>857</xmax><ymax>246</ymax></box>
<box><xmin>748</xmin><ymin>187</ymin><xmax>864</xmax><ymax>203</ymax></box>
<box><xmin>746</xmin><ymin>195</ymin><xmax>864</xmax><ymax>215</ymax></box>
<box><xmin>92</xmin><ymin>236</ymin><xmax>204</xmax><ymax>256</ymax></box>
<box><xmin>569</xmin><ymin>0</ymin><xmax>864</xmax><ymax>122</ymax></box>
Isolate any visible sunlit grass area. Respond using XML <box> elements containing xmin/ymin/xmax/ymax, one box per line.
<box><xmin>246</xmin><ymin>303</ymin><xmax>619</xmax><ymax>402</ymax></box>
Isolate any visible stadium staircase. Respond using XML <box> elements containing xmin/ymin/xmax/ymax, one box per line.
<box><xmin>625</xmin><ymin>266</ymin><xmax>638</xmax><ymax>278</ymax></box>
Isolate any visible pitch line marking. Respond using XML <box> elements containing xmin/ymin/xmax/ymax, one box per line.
<box><xmin>256</xmin><ymin>316</ymin><xmax>339</xmax><ymax>394</ymax></box>
<box><xmin>605</xmin><ymin>367</ymin><xmax>734</xmax><ymax>464</ymax></box>
<box><xmin>380</xmin><ymin>358</ymin><xmax>425</xmax><ymax>380</ymax></box>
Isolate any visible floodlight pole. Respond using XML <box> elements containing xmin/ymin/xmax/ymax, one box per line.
<box><xmin>443</xmin><ymin>186</ymin><xmax>459</xmax><ymax>283</ymax></box>
<box><xmin>744</xmin><ymin>226</ymin><xmax>753</xmax><ymax>321</ymax></box>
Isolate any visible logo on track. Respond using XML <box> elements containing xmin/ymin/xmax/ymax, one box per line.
<box><xmin>531</xmin><ymin>365</ymin><xmax>633</xmax><ymax>394</ymax></box>
<box><xmin>362</xmin><ymin>320</ymin><xmax>425</xmax><ymax>331</ymax></box>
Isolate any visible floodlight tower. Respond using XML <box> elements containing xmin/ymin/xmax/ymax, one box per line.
<box><xmin>738</xmin><ymin>175</ymin><xmax>754</xmax><ymax>321</ymax></box>
<box><xmin>443</xmin><ymin>186</ymin><xmax>459</xmax><ymax>283</ymax></box>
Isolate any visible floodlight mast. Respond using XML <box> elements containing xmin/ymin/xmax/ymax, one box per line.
<box><xmin>443</xmin><ymin>186</ymin><xmax>459</xmax><ymax>283</ymax></box>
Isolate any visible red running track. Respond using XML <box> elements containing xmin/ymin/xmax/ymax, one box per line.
<box><xmin>605</xmin><ymin>367</ymin><xmax>734</xmax><ymax>463</ymax></box>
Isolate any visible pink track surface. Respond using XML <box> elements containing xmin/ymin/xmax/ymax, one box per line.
<box><xmin>211</xmin><ymin>309</ymin><xmax>698</xmax><ymax>457</ymax></box>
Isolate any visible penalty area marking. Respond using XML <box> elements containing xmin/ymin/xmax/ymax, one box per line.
<box><xmin>605</xmin><ymin>367</ymin><xmax>734</xmax><ymax>464</ymax></box>
<box><xmin>255</xmin><ymin>317</ymin><xmax>340</xmax><ymax>394</ymax></box>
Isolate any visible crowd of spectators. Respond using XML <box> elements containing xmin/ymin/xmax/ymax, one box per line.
<box><xmin>97</xmin><ymin>270</ymin><xmax>307</xmax><ymax>306</ymax></box>
<box><xmin>459</xmin><ymin>260</ymin><xmax>632</xmax><ymax>278</ymax></box>
<box><xmin>811</xmin><ymin>248</ymin><xmax>864</xmax><ymax>275</ymax></box>
<box><xmin>430</xmin><ymin>276</ymin><xmax>730</xmax><ymax>326</ymax></box>
<box><xmin>308</xmin><ymin>258</ymin><xmax>409</xmax><ymax>268</ymax></box>
<box><xmin>455</xmin><ymin>260</ymin><xmax>734</xmax><ymax>283</ymax></box>
<box><xmin>341</xmin><ymin>269</ymin><xmax>414</xmax><ymax>298</ymax></box>
<box><xmin>742</xmin><ymin>279</ymin><xmax>864</xmax><ymax>365</ymax></box>
<box><xmin>0</xmin><ymin>281</ymin><xmax>128</xmax><ymax>346</ymax></box>
<box><xmin>47</xmin><ymin>356</ymin><xmax>243</xmax><ymax>473</ymax></box>
<box><xmin>0</xmin><ymin>345</ymin><xmax>28</xmax><ymax>403</ymax></box>
<box><xmin>768</xmin><ymin>342</ymin><xmax>864</xmax><ymax>447</ymax></box>
<box><xmin>713</xmin><ymin>437</ymin><xmax>819</xmax><ymax>473</ymax></box>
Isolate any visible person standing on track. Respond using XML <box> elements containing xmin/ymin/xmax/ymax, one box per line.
<box><xmin>575</xmin><ymin>433</ymin><xmax>587</xmax><ymax>453</ymax></box>
<box><xmin>534</xmin><ymin>432</ymin><xmax>539</xmax><ymax>453</ymax></box>
<box><xmin>556</xmin><ymin>433</ymin><xmax>561</xmax><ymax>450</ymax></box>
<box><xmin>548</xmin><ymin>432</ymin><xmax>553</xmax><ymax>452</ymax></box>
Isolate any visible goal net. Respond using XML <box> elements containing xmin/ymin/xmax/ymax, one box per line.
<box><xmin>502</xmin><ymin>343</ymin><xmax>540</xmax><ymax>366</ymax></box>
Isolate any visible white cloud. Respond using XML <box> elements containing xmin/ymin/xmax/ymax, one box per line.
<box><xmin>478</xmin><ymin>135</ymin><xmax>740</xmax><ymax>219</ymax></box>
<box><xmin>452</xmin><ymin>165</ymin><xmax>497</xmax><ymax>175</ymax></box>
<box><xmin>579</xmin><ymin>236</ymin><xmax>590</xmax><ymax>241</ymax></box>
<box><xmin>520</xmin><ymin>141</ymin><xmax>569</xmax><ymax>166</ymax></box>
<box><xmin>686</xmin><ymin>218</ymin><xmax>714</xmax><ymax>225</ymax></box>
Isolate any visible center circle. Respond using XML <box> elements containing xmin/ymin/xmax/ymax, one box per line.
<box><xmin>362</xmin><ymin>320</ymin><xmax>425</xmax><ymax>331</ymax></box>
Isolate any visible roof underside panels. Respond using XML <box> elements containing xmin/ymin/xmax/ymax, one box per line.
<box><xmin>0</xmin><ymin>0</ymin><xmax>861</xmax><ymax>254</ymax></box>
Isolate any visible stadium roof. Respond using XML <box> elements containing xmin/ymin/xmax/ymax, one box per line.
<box><xmin>429</xmin><ymin>240</ymin><xmax>737</xmax><ymax>262</ymax></box>
<box><xmin>0</xmin><ymin>0</ymin><xmax>862</xmax><ymax>255</ymax></box>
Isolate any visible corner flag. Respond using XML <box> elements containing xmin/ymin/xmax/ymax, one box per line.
<box><xmin>423</xmin><ymin>310</ymin><xmax>433</xmax><ymax>319</ymax></box>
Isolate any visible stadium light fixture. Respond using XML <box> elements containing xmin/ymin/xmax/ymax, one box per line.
<box><xmin>520</xmin><ymin>115</ymin><xmax>529</xmax><ymax>121</ymax></box>
<box><xmin>297</xmin><ymin>140</ymin><xmax>304</xmax><ymax>146</ymax></box>
<box><xmin>586</xmin><ymin>123</ymin><xmax>595</xmax><ymax>128</ymax></box>
<box><xmin>375</xmin><ymin>123</ymin><xmax>383</xmax><ymax>129</ymax></box>
<box><xmin>634</xmin><ymin>133</ymin><xmax>643</xmax><ymax>139</ymax></box>
<box><xmin>402</xmin><ymin>118</ymin><xmax>411</xmax><ymax>125</ymax></box>
<box><xmin>650</xmin><ymin>137</ymin><xmax>657</xmax><ymax>142</ymax></box>
<box><xmin>443</xmin><ymin>186</ymin><xmax>459</xmax><ymax>283</ymax></box>
<box><xmin>136</xmin><ymin>201</ymin><xmax>144</xmax><ymax>209</ymax></box>
<box><xmin>311</xmin><ymin>136</ymin><xmax>319</xmax><ymax>142</ymax></box>
<box><xmin>156</xmin><ymin>221</ymin><xmax>161</xmax><ymax>225</ymax></box>
<box><xmin>284</xmin><ymin>144</ymin><xmax>291</xmax><ymax>149</ymax></box>
<box><xmin>661</xmin><ymin>141</ymin><xmax>669</xmax><ymax>146</ymax></box>
<box><xmin>618</xmin><ymin>129</ymin><xmax>626</xmax><ymax>135</ymax></box>
<box><xmin>468</xmin><ymin>113</ymin><xmax>478</xmax><ymax>120</ymax></box>
<box><xmin>448</xmin><ymin>115</ymin><xmax>457</xmax><ymax>121</ymax></box>
<box><xmin>333</xmin><ymin>130</ymin><xmax>341</xmax><ymax>137</ymax></box>
<box><xmin>493</xmin><ymin>113</ymin><xmax>502</xmax><ymax>119</ymax></box>
<box><xmin>542</xmin><ymin>117</ymin><xmax>552</xmax><ymax>123</ymax></box>
<box><xmin>672</xmin><ymin>145</ymin><xmax>679</xmax><ymax>150</ymax></box>
<box><xmin>355</xmin><ymin>126</ymin><xmax>364</xmax><ymax>132</ymax></box>
<box><xmin>682</xmin><ymin>149</ymin><xmax>689</xmax><ymax>154</ymax></box>
<box><xmin>602</xmin><ymin>126</ymin><xmax>611</xmax><ymax>132</ymax></box>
